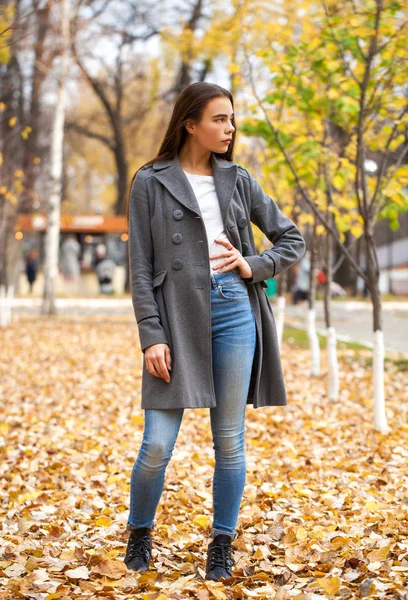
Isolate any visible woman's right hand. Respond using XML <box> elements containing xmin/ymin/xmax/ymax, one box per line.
<box><xmin>144</xmin><ymin>343</ymin><xmax>172</xmax><ymax>383</ymax></box>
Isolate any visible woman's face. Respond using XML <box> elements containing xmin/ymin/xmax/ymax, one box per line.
<box><xmin>186</xmin><ymin>96</ymin><xmax>235</xmax><ymax>153</ymax></box>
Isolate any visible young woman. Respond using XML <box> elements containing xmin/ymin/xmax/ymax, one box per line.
<box><xmin>124</xmin><ymin>82</ymin><xmax>306</xmax><ymax>581</ymax></box>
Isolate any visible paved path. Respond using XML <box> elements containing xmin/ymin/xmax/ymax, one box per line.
<box><xmin>9</xmin><ymin>297</ymin><xmax>134</xmax><ymax>315</ymax></box>
<box><xmin>284</xmin><ymin>300</ymin><xmax>408</xmax><ymax>355</ymax></box>
<box><xmin>7</xmin><ymin>297</ymin><xmax>408</xmax><ymax>355</ymax></box>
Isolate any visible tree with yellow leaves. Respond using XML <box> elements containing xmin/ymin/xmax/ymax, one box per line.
<box><xmin>240</xmin><ymin>0</ymin><xmax>408</xmax><ymax>432</ymax></box>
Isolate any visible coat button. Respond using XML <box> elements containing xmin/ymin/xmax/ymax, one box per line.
<box><xmin>242</xmin><ymin>242</ymin><xmax>249</xmax><ymax>254</ymax></box>
<box><xmin>173</xmin><ymin>209</ymin><xmax>184</xmax><ymax>220</ymax></box>
<box><xmin>238</xmin><ymin>217</ymin><xmax>248</xmax><ymax>228</ymax></box>
<box><xmin>172</xmin><ymin>259</ymin><xmax>183</xmax><ymax>270</ymax></box>
<box><xmin>172</xmin><ymin>233</ymin><xmax>183</xmax><ymax>244</ymax></box>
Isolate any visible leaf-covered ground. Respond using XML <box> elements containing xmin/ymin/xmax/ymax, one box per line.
<box><xmin>0</xmin><ymin>314</ymin><xmax>407</xmax><ymax>599</ymax></box>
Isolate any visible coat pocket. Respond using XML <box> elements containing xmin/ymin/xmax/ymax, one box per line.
<box><xmin>152</xmin><ymin>270</ymin><xmax>172</xmax><ymax>348</ymax></box>
<box><xmin>153</xmin><ymin>270</ymin><xmax>168</xmax><ymax>290</ymax></box>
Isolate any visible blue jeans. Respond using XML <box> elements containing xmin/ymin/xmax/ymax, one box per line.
<box><xmin>127</xmin><ymin>268</ymin><xmax>256</xmax><ymax>541</ymax></box>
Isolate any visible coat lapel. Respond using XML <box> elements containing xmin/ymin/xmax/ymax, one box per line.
<box><xmin>152</xmin><ymin>153</ymin><xmax>238</xmax><ymax>228</ymax></box>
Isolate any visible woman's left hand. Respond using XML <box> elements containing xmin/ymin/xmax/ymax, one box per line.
<box><xmin>209</xmin><ymin>239</ymin><xmax>253</xmax><ymax>279</ymax></box>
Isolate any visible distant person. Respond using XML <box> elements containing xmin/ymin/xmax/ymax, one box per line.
<box><xmin>362</xmin><ymin>266</ymin><xmax>369</xmax><ymax>298</ymax></box>
<box><xmin>25</xmin><ymin>248</ymin><xmax>39</xmax><ymax>294</ymax></box>
<box><xmin>316</xmin><ymin>267</ymin><xmax>346</xmax><ymax>298</ymax></box>
<box><xmin>94</xmin><ymin>244</ymin><xmax>116</xmax><ymax>294</ymax></box>
<box><xmin>330</xmin><ymin>280</ymin><xmax>347</xmax><ymax>297</ymax></box>
<box><xmin>292</xmin><ymin>250</ymin><xmax>310</xmax><ymax>304</ymax></box>
<box><xmin>60</xmin><ymin>234</ymin><xmax>81</xmax><ymax>282</ymax></box>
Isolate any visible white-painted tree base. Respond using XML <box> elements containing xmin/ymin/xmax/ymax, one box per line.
<box><xmin>373</xmin><ymin>329</ymin><xmax>389</xmax><ymax>434</ymax></box>
<box><xmin>0</xmin><ymin>284</ymin><xmax>14</xmax><ymax>328</ymax></box>
<box><xmin>275</xmin><ymin>295</ymin><xmax>286</xmax><ymax>350</ymax></box>
<box><xmin>327</xmin><ymin>326</ymin><xmax>339</xmax><ymax>402</ymax></box>
<box><xmin>307</xmin><ymin>308</ymin><xmax>320</xmax><ymax>376</ymax></box>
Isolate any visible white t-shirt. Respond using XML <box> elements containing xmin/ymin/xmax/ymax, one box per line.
<box><xmin>183</xmin><ymin>170</ymin><xmax>230</xmax><ymax>274</ymax></box>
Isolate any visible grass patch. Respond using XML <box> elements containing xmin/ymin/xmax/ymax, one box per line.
<box><xmin>283</xmin><ymin>325</ymin><xmax>408</xmax><ymax>371</ymax></box>
<box><xmin>283</xmin><ymin>326</ymin><xmax>368</xmax><ymax>352</ymax></box>
<box><xmin>393</xmin><ymin>358</ymin><xmax>408</xmax><ymax>372</ymax></box>
<box><xmin>326</xmin><ymin>294</ymin><xmax>408</xmax><ymax>303</ymax></box>
<box><xmin>283</xmin><ymin>326</ymin><xmax>323</xmax><ymax>348</ymax></box>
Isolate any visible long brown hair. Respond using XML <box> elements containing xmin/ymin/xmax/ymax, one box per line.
<box><xmin>126</xmin><ymin>82</ymin><xmax>236</xmax><ymax>220</ymax></box>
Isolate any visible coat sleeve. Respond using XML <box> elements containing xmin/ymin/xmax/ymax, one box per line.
<box><xmin>128</xmin><ymin>170</ymin><xmax>170</xmax><ymax>352</ymax></box>
<box><xmin>242</xmin><ymin>168</ymin><xmax>307</xmax><ymax>284</ymax></box>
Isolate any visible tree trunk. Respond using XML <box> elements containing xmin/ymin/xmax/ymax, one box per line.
<box><xmin>20</xmin><ymin>3</ymin><xmax>52</xmax><ymax>214</ymax></box>
<box><xmin>114</xmin><ymin>141</ymin><xmax>129</xmax><ymax>216</ymax></box>
<box><xmin>350</xmin><ymin>235</ymin><xmax>362</xmax><ymax>297</ymax></box>
<box><xmin>365</xmin><ymin>231</ymin><xmax>389</xmax><ymax>433</ymax></box>
<box><xmin>307</xmin><ymin>221</ymin><xmax>320</xmax><ymax>376</ymax></box>
<box><xmin>324</xmin><ymin>227</ymin><xmax>339</xmax><ymax>402</ymax></box>
<box><xmin>41</xmin><ymin>0</ymin><xmax>70</xmax><ymax>315</ymax></box>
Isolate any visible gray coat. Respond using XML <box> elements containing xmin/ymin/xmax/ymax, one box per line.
<box><xmin>128</xmin><ymin>152</ymin><xmax>306</xmax><ymax>410</ymax></box>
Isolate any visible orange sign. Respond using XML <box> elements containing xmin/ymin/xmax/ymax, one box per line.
<box><xmin>15</xmin><ymin>214</ymin><xmax>128</xmax><ymax>233</ymax></box>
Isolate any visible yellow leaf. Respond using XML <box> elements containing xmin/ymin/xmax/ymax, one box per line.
<box><xmin>327</xmin><ymin>88</ymin><xmax>339</xmax><ymax>100</ymax></box>
<box><xmin>95</xmin><ymin>516</ymin><xmax>112</xmax><ymax>527</ymax></box>
<box><xmin>308</xmin><ymin>38</ymin><xmax>321</xmax><ymax>51</ymax></box>
<box><xmin>92</xmin><ymin>558</ymin><xmax>127</xmax><ymax>579</ymax></box>
<box><xmin>18</xmin><ymin>490</ymin><xmax>44</xmax><ymax>502</ymax></box>
<box><xmin>296</xmin><ymin>526</ymin><xmax>307</xmax><ymax>541</ymax></box>
<box><xmin>354</xmin><ymin>26</ymin><xmax>375</xmax><ymax>37</ymax></box>
<box><xmin>8</xmin><ymin>116</ymin><xmax>17</xmax><ymax>127</ymax></box>
<box><xmin>193</xmin><ymin>514</ymin><xmax>209</xmax><ymax>528</ymax></box>
<box><xmin>206</xmin><ymin>586</ymin><xmax>228</xmax><ymax>599</ymax></box>
<box><xmin>365</xmin><ymin>500</ymin><xmax>380</xmax><ymax>511</ymax></box>
<box><xmin>390</xmin><ymin>194</ymin><xmax>408</xmax><ymax>207</ymax></box>
<box><xmin>65</xmin><ymin>565</ymin><xmax>90</xmax><ymax>579</ymax></box>
<box><xmin>317</xmin><ymin>575</ymin><xmax>340</xmax><ymax>595</ymax></box>
<box><xmin>253</xmin><ymin>547</ymin><xmax>265</xmax><ymax>559</ymax></box>
<box><xmin>21</xmin><ymin>126</ymin><xmax>32</xmax><ymax>140</ymax></box>
<box><xmin>349</xmin><ymin>16</ymin><xmax>361</xmax><ymax>27</ymax></box>
<box><xmin>367</xmin><ymin>545</ymin><xmax>391</xmax><ymax>561</ymax></box>
<box><xmin>351</xmin><ymin>224</ymin><xmax>363</xmax><ymax>238</ymax></box>
<box><xmin>301</xmin><ymin>214</ymin><xmax>315</xmax><ymax>225</ymax></box>
<box><xmin>293</xmin><ymin>484</ymin><xmax>314</xmax><ymax>497</ymax></box>
<box><xmin>6</xmin><ymin>191</ymin><xmax>17</xmax><ymax>205</ymax></box>
<box><xmin>107</xmin><ymin>475</ymin><xmax>121</xmax><ymax>483</ymax></box>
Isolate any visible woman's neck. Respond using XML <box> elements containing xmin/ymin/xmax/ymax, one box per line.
<box><xmin>178</xmin><ymin>145</ymin><xmax>213</xmax><ymax>175</ymax></box>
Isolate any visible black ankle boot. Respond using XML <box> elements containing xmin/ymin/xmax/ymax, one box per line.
<box><xmin>205</xmin><ymin>534</ymin><xmax>235</xmax><ymax>581</ymax></box>
<box><xmin>124</xmin><ymin>527</ymin><xmax>152</xmax><ymax>572</ymax></box>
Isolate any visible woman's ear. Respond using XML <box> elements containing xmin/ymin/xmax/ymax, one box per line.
<box><xmin>184</xmin><ymin>119</ymin><xmax>195</xmax><ymax>135</ymax></box>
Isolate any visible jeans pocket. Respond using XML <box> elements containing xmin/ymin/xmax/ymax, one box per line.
<box><xmin>216</xmin><ymin>279</ymin><xmax>250</xmax><ymax>301</ymax></box>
